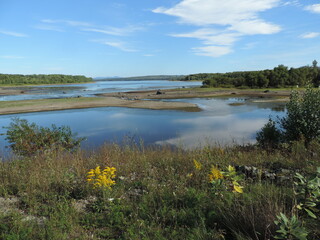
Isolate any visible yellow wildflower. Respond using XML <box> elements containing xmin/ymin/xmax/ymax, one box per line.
<box><xmin>209</xmin><ymin>166</ymin><xmax>224</xmax><ymax>182</ymax></box>
<box><xmin>87</xmin><ymin>166</ymin><xmax>116</xmax><ymax>189</ymax></box>
<box><xmin>193</xmin><ymin>159</ymin><xmax>202</xmax><ymax>170</ymax></box>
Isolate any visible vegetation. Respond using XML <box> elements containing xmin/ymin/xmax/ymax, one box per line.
<box><xmin>4</xmin><ymin>118</ymin><xmax>85</xmax><ymax>156</ymax></box>
<box><xmin>0</xmin><ymin>74</ymin><xmax>93</xmax><ymax>85</ymax></box>
<box><xmin>257</xmin><ymin>87</ymin><xmax>320</xmax><ymax>148</ymax></box>
<box><xmin>185</xmin><ymin>60</ymin><xmax>320</xmax><ymax>88</ymax></box>
<box><xmin>0</xmin><ymin>128</ymin><xmax>319</xmax><ymax>239</ymax></box>
<box><xmin>0</xmin><ymin>84</ymin><xmax>319</xmax><ymax>239</ymax></box>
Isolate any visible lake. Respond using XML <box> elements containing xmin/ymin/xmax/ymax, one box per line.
<box><xmin>0</xmin><ymin>94</ymin><xmax>286</xmax><ymax>156</ymax></box>
<box><xmin>0</xmin><ymin>80</ymin><xmax>201</xmax><ymax>101</ymax></box>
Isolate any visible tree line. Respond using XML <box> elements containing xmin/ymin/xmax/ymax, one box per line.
<box><xmin>0</xmin><ymin>74</ymin><xmax>93</xmax><ymax>85</ymax></box>
<box><xmin>183</xmin><ymin>60</ymin><xmax>320</xmax><ymax>88</ymax></box>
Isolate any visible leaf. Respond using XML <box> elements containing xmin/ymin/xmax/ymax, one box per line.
<box><xmin>233</xmin><ymin>185</ymin><xmax>243</xmax><ymax>193</ymax></box>
<box><xmin>304</xmin><ymin>208</ymin><xmax>317</xmax><ymax>219</ymax></box>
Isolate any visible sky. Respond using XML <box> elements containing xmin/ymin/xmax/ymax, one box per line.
<box><xmin>0</xmin><ymin>0</ymin><xmax>320</xmax><ymax>77</ymax></box>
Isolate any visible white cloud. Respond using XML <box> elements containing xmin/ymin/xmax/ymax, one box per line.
<box><xmin>93</xmin><ymin>40</ymin><xmax>137</xmax><ymax>52</ymax></box>
<box><xmin>41</xmin><ymin>19</ymin><xmax>144</xmax><ymax>36</ymax></box>
<box><xmin>153</xmin><ymin>0</ymin><xmax>279</xmax><ymax>26</ymax></box>
<box><xmin>172</xmin><ymin>28</ymin><xmax>240</xmax><ymax>45</ymax></box>
<box><xmin>0</xmin><ymin>30</ymin><xmax>28</xmax><ymax>37</ymax></box>
<box><xmin>229</xmin><ymin>19</ymin><xmax>281</xmax><ymax>35</ymax></box>
<box><xmin>300</xmin><ymin>32</ymin><xmax>320</xmax><ymax>39</ymax></box>
<box><xmin>153</xmin><ymin>0</ymin><xmax>281</xmax><ymax>57</ymax></box>
<box><xmin>192</xmin><ymin>45</ymin><xmax>232</xmax><ymax>57</ymax></box>
<box><xmin>34</xmin><ymin>24</ymin><xmax>64</xmax><ymax>32</ymax></box>
<box><xmin>281</xmin><ymin>1</ymin><xmax>301</xmax><ymax>7</ymax></box>
<box><xmin>42</xmin><ymin>19</ymin><xmax>91</xmax><ymax>27</ymax></box>
<box><xmin>82</xmin><ymin>25</ymin><xmax>143</xmax><ymax>36</ymax></box>
<box><xmin>305</xmin><ymin>4</ymin><xmax>320</xmax><ymax>14</ymax></box>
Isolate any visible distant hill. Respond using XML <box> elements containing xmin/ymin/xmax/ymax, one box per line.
<box><xmin>96</xmin><ymin>75</ymin><xmax>186</xmax><ymax>81</ymax></box>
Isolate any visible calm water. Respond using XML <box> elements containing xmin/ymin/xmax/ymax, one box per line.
<box><xmin>0</xmin><ymin>96</ymin><xmax>286</xmax><ymax>156</ymax></box>
<box><xmin>0</xmin><ymin>80</ymin><xmax>201</xmax><ymax>101</ymax></box>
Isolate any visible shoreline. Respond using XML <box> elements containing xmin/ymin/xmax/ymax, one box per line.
<box><xmin>0</xmin><ymin>96</ymin><xmax>201</xmax><ymax>115</ymax></box>
<box><xmin>0</xmin><ymin>88</ymin><xmax>292</xmax><ymax>115</ymax></box>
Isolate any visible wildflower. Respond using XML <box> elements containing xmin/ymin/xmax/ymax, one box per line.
<box><xmin>209</xmin><ymin>166</ymin><xmax>224</xmax><ymax>182</ymax></box>
<box><xmin>193</xmin><ymin>159</ymin><xmax>202</xmax><ymax>170</ymax></box>
<box><xmin>87</xmin><ymin>166</ymin><xmax>116</xmax><ymax>189</ymax></box>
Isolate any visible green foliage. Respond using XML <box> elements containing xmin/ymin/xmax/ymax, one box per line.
<box><xmin>256</xmin><ymin>118</ymin><xmax>282</xmax><ymax>148</ymax></box>
<box><xmin>4</xmin><ymin>118</ymin><xmax>85</xmax><ymax>156</ymax></box>
<box><xmin>0</xmin><ymin>73</ymin><xmax>92</xmax><ymax>85</ymax></box>
<box><xmin>195</xmin><ymin>60</ymin><xmax>320</xmax><ymax>88</ymax></box>
<box><xmin>274</xmin><ymin>213</ymin><xmax>308</xmax><ymax>240</ymax></box>
<box><xmin>281</xmin><ymin>87</ymin><xmax>320</xmax><ymax>146</ymax></box>
<box><xmin>294</xmin><ymin>168</ymin><xmax>320</xmax><ymax>219</ymax></box>
<box><xmin>257</xmin><ymin>87</ymin><xmax>320</xmax><ymax>148</ymax></box>
<box><xmin>0</xmin><ymin>141</ymin><xmax>319</xmax><ymax>239</ymax></box>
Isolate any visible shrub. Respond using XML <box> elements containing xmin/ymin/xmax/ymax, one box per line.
<box><xmin>281</xmin><ymin>87</ymin><xmax>320</xmax><ymax>146</ymax></box>
<box><xmin>257</xmin><ymin>87</ymin><xmax>320</xmax><ymax>148</ymax></box>
<box><xmin>256</xmin><ymin>118</ymin><xmax>282</xmax><ymax>149</ymax></box>
<box><xmin>4</xmin><ymin>118</ymin><xmax>85</xmax><ymax>156</ymax></box>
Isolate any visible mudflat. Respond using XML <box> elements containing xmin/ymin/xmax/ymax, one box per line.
<box><xmin>0</xmin><ymin>88</ymin><xmax>292</xmax><ymax>115</ymax></box>
<box><xmin>0</xmin><ymin>96</ymin><xmax>201</xmax><ymax>115</ymax></box>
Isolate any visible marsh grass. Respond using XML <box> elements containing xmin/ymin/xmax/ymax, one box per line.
<box><xmin>0</xmin><ymin>142</ymin><xmax>319</xmax><ymax>239</ymax></box>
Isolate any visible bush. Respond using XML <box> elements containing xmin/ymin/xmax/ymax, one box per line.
<box><xmin>281</xmin><ymin>88</ymin><xmax>320</xmax><ymax>146</ymax></box>
<box><xmin>4</xmin><ymin>118</ymin><xmax>85</xmax><ymax>156</ymax></box>
<box><xmin>257</xmin><ymin>87</ymin><xmax>320</xmax><ymax>148</ymax></box>
<box><xmin>256</xmin><ymin>118</ymin><xmax>282</xmax><ymax>149</ymax></box>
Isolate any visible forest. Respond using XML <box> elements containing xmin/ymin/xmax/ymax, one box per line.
<box><xmin>183</xmin><ymin>60</ymin><xmax>320</xmax><ymax>88</ymax></box>
<box><xmin>0</xmin><ymin>74</ymin><xmax>93</xmax><ymax>85</ymax></box>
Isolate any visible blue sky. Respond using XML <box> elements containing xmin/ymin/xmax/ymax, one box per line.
<box><xmin>0</xmin><ymin>0</ymin><xmax>320</xmax><ymax>77</ymax></box>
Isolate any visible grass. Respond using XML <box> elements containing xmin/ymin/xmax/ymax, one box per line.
<box><xmin>0</xmin><ymin>141</ymin><xmax>319</xmax><ymax>239</ymax></box>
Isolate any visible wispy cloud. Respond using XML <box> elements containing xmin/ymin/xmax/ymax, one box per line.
<box><xmin>34</xmin><ymin>24</ymin><xmax>64</xmax><ymax>32</ymax></box>
<box><xmin>153</xmin><ymin>0</ymin><xmax>281</xmax><ymax>57</ymax></box>
<box><xmin>171</xmin><ymin>29</ymin><xmax>240</xmax><ymax>45</ymax></box>
<box><xmin>92</xmin><ymin>39</ymin><xmax>137</xmax><ymax>52</ymax></box>
<box><xmin>300</xmin><ymin>32</ymin><xmax>320</xmax><ymax>39</ymax></box>
<box><xmin>281</xmin><ymin>1</ymin><xmax>302</xmax><ymax>7</ymax></box>
<box><xmin>41</xmin><ymin>19</ymin><xmax>91</xmax><ymax>27</ymax></box>
<box><xmin>305</xmin><ymin>4</ymin><xmax>320</xmax><ymax>14</ymax></box>
<box><xmin>39</xmin><ymin>19</ymin><xmax>144</xmax><ymax>36</ymax></box>
<box><xmin>192</xmin><ymin>45</ymin><xmax>232</xmax><ymax>57</ymax></box>
<box><xmin>82</xmin><ymin>25</ymin><xmax>143</xmax><ymax>36</ymax></box>
<box><xmin>0</xmin><ymin>30</ymin><xmax>28</xmax><ymax>37</ymax></box>
<box><xmin>0</xmin><ymin>55</ymin><xmax>25</xmax><ymax>59</ymax></box>
<box><xmin>37</xmin><ymin>19</ymin><xmax>144</xmax><ymax>53</ymax></box>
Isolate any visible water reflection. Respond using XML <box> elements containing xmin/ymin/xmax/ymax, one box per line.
<box><xmin>0</xmin><ymin>80</ymin><xmax>201</xmax><ymax>101</ymax></box>
<box><xmin>0</xmin><ymin>97</ymin><xmax>285</xmax><ymax>156</ymax></box>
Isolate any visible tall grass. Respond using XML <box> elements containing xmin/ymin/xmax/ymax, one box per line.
<box><xmin>0</xmin><ymin>142</ymin><xmax>319</xmax><ymax>239</ymax></box>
